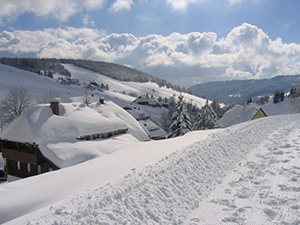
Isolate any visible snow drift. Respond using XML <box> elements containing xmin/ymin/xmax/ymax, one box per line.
<box><xmin>2</xmin><ymin>113</ymin><xmax>300</xmax><ymax>224</ymax></box>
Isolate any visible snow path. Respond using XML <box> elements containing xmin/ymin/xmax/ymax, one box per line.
<box><xmin>185</xmin><ymin>115</ymin><xmax>300</xmax><ymax>224</ymax></box>
<box><xmin>8</xmin><ymin>114</ymin><xmax>300</xmax><ymax>225</ymax></box>
<box><xmin>0</xmin><ymin>130</ymin><xmax>216</xmax><ymax>224</ymax></box>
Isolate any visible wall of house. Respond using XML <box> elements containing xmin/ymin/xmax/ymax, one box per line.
<box><xmin>0</xmin><ymin>140</ymin><xmax>59</xmax><ymax>181</ymax></box>
<box><xmin>253</xmin><ymin>110</ymin><xmax>267</xmax><ymax>120</ymax></box>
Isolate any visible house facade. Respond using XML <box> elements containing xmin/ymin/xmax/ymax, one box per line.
<box><xmin>0</xmin><ymin>140</ymin><xmax>58</xmax><ymax>182</ymax></box>
<box><xmin>252</xmin><ymin>108</ymin><xmax>268</xmax><ymax>120</ymax></box>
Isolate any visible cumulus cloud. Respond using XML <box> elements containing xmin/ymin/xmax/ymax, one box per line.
<box><xmin>1</xmin><ymin>23</ymin><xmax>300</xmax><ymax>87</ymax></box>
<box><xmin>166</xmin><ymin>0</ymin><xmax>203</xmax><ymax>11</ymax></box>
<box><xmin>109</xmin><ymin>0</ymin><xmax>134</xmax><ymax>13</ymax></box>
<box><xmin>0</xmin><ymin>0</ymin><xmax>105</xmax><ymax>24</ymax></box>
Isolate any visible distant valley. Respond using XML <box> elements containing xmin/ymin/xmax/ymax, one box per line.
<box><xmin>188</xmin><ymin>75</ymin><xmax>299</xmax><ymax>103</ymax></box>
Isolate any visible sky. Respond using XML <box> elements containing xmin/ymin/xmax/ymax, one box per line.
<box><xmin>0</xmin><ymin>0</ymin><xmax>300</xmax><ymax>87</ymax></box>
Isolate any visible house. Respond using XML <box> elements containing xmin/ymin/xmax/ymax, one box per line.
<box><xmin>159</xmin><ymin>101</ymin><xmax>169</xmax><ymax>109</ymax></box>
<box><xmin>139</xmin><ymin>120</ymin><xmax>167</xmax><ymax>140</ymax></box>
<box><xmin>252</xmin><ymin>108</ymin><xmax>268</xmax><ymax>120</ymax></box>
<box><xmin>148</xmin><ymin>100</ymin><xmax>161</xmax><ymax>108</ymax></box>
<box><xmin>124</xmin><ymin>106</ymin><xmax>167</xmax><ymax>140</ymax></box>
<box><xmin>0</xmin><ymin>140</ymin><xmax>59</xmax><ymax>181</ymax></box>
<box><xmin>133</xmin><ymin>96</ymin><xmax>149</xmax><ymax>105</ymax></box>
<box><xmin>0</xmin><ymin>101</ymin><xmax>149</xmax><ymax>182</ymax></box>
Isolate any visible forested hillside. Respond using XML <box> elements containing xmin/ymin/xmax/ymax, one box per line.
<box><xmin>0</xmin><ymin>58</ymin><xmax>182</xmax><ymax>91</ymax></box>
<box><xmin>188</xmin><ymin>75</ymin><xmax>299</xmax><ymax>103</ymax></box>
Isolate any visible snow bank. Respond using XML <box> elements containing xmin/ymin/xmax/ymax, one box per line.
<box><xmin>5</xmin><ymin>113</ymin><xmax>300</xmax><ymax>225</ymax></box>
<box><xmin>0</xmin><ymin>101</ymin><xmax>149</xmax><ymax>168</ymax></box>
<box><xmin>0</xmin><ymin>130</ymin><xmax>216</xmax><ymax>224</ymax></box>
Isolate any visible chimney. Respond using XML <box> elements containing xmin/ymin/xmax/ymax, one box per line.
<box><xmin>99</xmin><ymin>97</ymin><xmax>104</xmax><ymax>104</ymax></box>
<box><xmin>50</xmin><ymin>101</ymin><xmax>59</xmax><ymax>115</ymax></box>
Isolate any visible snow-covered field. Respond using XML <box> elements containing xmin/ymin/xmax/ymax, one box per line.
<box><xmin>63</xmin><ymin>63</ymin><xmax>208</xmax><ymax>108</ymax></box>
<box><xmin>1</xmin><ymin>113</ymin><xmax>300</xmax><ymax>224</ymax></box>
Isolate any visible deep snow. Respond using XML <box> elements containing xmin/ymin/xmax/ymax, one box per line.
<box><xmin>0</xmin><ymin>101</ymin><xmax>149</xmax><ymax>168</ymax></box>
<box><xmin>2</xmin><ymin>113</ymin><xmax>300</xmax><ymax>224</ymax></box>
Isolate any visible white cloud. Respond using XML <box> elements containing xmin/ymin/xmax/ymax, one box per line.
<box><xmin>166</xmin><ymin>0</ymin><xmax>203</xmax><ymax>11</ymax></box>
<box><xmin>109</xmin><ymin>0</ymin><xmax>134</xmax><ymax>13</ymax></box>
<box><xmin>1</xmin><ymin>24</ymin><xmax>300</xmax><ymax>86</ymax></box>
<box><xmin>0</xmin><ymin>0</ymin><xmax>105</xmax><ymax>24</ymax></box>
<box><xmin>228</xmin><ymin>0</ymin><xmax>260</xmax><ymax>5</ymax></box>
<box><xmin>83</xmin><ymin>15</ymin><xmax>95</xmax><ymax>27</ymax></box>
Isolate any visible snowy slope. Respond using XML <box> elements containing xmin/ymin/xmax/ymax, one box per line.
<box><xmin>1</xmin><ymin>113</ymin><xmax>300</xmax><ymax>224</ymax></box>
<box><xmin>63</xmin><ymin>63</ymin><xmax>208</xmax><ymax>108</ymax></box>
<box><xmin>0</xmin><ymin>130</ymin><xmax>217</xmax><ymax>224</ymax></box>
<box><xmin>0</xmin><ymin>63</ymin><xmax>85</xmax><ymax>102</ymax></box>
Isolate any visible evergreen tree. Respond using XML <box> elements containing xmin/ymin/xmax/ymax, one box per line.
<box><xmin>168</xmin><ymin>95</ymin><xmax>192</xmax><ymax>138</ymax></box>
<box><xmin>289</xmin><ymin>77</ymin><xmax>300</xmax><ymax>111</ymax></box>
<box><xmin>210</xmin><ymin>99</ymin><xmax>221</xmax><ymax>118</ymax></box>
<box><xmin>273</xmin><ymin>91</ymin><xmax>285</xmax><ymax>103</ymax></box>
<box><xmin>193</xmin><ymin>100</ymin><xmax>222</xmax><ymax>130</ymax></box>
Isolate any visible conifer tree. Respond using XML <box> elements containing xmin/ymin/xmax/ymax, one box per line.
<box><xmin>193</xmin><ymin>100</ymin><xmax>222</xmax><ymax>130</ymax></box>
<box><xmin>168</xmin><ymin>95</ymin><xmax>192</xmax><ymax>138</ymax></box>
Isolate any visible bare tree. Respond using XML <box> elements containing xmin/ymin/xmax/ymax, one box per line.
<box><xmin>0</xmin><ymin>86</ymin><xmax>33</xmax><ymax>129</ymax></box>
<box><xmin>36</xmin><ymin>92</ymin><xmax>60</xmax><ymax>104</ymax></box>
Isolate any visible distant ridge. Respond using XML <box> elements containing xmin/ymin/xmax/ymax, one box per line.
<box><xmin>0</xmin><ymin>58</ymin><xmax>182</xmax><ymax>92</ymax></box>
<box><xmin>188</xmin><ymin>75</ymin><xmax>299</xmax><ymax>103</ymax></box>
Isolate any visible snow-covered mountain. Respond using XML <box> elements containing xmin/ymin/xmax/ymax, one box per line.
<box><xmin>1</xmin><ymin>113</ymin><xmax>300</xmax><ymax>224</ymax></box>
<box><xmin>188</xmin><ymin>75</ymin><xmax>299</xmax><ymax>103</ymax></box>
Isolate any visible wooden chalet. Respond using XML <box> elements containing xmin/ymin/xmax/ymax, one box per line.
<box><xmin>252</xmin><ymin>108</ymin><xmax>268</xmax><ymax>120</ymax></box>
<box><xmin>0</xmin><ymin>100</ymin><xmax>145</xmax><ymax>182</ymax></box>
<box><xmin>0</xmin><ymin>139</ymin><xmax>58</xmax><ymax>181</ymax></box>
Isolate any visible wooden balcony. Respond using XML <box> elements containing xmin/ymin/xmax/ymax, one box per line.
<box><xmin>2</xmin><ymin>148</ymin><xmax>38</xmax><ymax>165</ymax></box>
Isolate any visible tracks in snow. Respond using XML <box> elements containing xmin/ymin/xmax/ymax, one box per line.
<box><xmin>17</xmin><ymin>114</ymin><xmax>300</xmax><ymax>225</ymax></box>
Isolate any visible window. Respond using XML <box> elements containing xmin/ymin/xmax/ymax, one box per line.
<box><xmin>48</xmin><ymin>167</ymin><xmax>53</xmax><ymax>172</ymax></box>
<box><xmin>27</xmin><ymin>164</ymin><xmax>31</xmax><ymax>173</ymax></box>
<box><xmin>37</xmin><ymin>165</ymin><xmax>41</xmax><ymax>174</ymax></box>
<box><xmin>16</xmin><ymin>161</ymin><xmax>21</xmax><ymax>170</ymax></box>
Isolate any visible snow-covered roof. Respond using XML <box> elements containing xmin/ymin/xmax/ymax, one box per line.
<box><xmin>0</xmin><ymin>101</ymin><xmax>149</xmax><ymax>168</ymax></box>
<box><xmin>133</xmin><ymin>97</ymin><xmax>149</xmax><ymax>104</ymax></box>
<box><xmin>220</xmin><ymin>104</ymin><xmax>259</xmax><ymax>128</ymax></box>
<box><xmin>139</xmin><ymin>119</ymin><xmax>167</xmax><ymax>139</ymax></box>
<box><xmin>124</xmin><ymin>106</ymin><xmax>150</xmax><ymax>120</ymax></box>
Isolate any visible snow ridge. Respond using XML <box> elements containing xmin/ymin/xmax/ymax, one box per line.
<box><xmin>21</xmin><ymin>114</ymin><xmax>300</xmax><ymax>225</ymax></box>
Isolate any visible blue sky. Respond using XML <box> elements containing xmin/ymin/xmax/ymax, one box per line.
<box><xmin>0</xmin><ymin>0</ymin><xmax>300</xmax><ymax>87</ymax></box>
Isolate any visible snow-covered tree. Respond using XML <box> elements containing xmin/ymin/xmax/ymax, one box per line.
<box><xmin>193</xmin><ymin>100</ymin><xmax>222</xmax><ymax>130</ymax></box>
<box><xmin>0</xmin><ymin>86</ymin><xmax>33</xmax><ymax>129</ymax></box>
<box><xmin>168</xmin><ymin>95</ymin><xmax>192</xmax><ymax>138</ymax></box>
<box><xmin>289</xmin><ymin>77</ymin><xmax>300</xmax><ymax>111</ymax></box>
